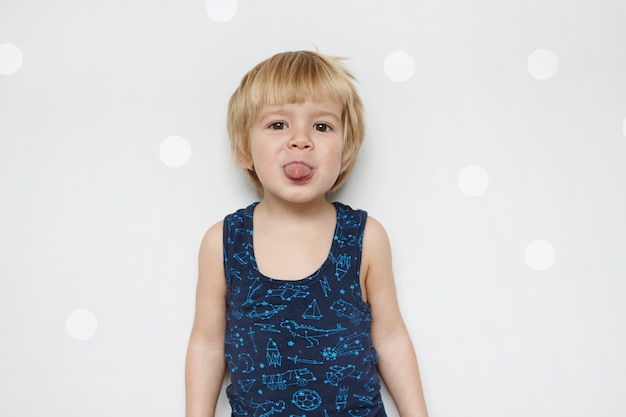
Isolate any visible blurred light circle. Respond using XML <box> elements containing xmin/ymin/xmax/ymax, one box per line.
<box><xmin>525</xmin><ymin>240</ymin><xmax>556</xmax><ymax>271</ymax></box>
<box><xmin>66</xmin><ymin>309</ymin><xmax>98</xmax><ymax>340</ymax></box>
<box><xmin>205</xmin><ymin>0</ymin><xmax>237</xmax><ymax>23</ymax></box>
<box><xmin>384</xmin><ymin>50</ymin><xmax>415</xmax><ymax>82</ymax></box>
<box><xmin>457</xmin><ymin>165</ymin><xmax>489</xmax><ymax>196</ymax></box>
<box><xmin>160</xmin><ymin>136</ymin><xmax>191</xmax><ymax>168</ymax></box>
<box><xmin>527</xmin><ymin>48</ymin><xmax>559</xmax><ymax>80</ymax></box>
<box><xmin>0</xmin><ymin>43</ymin><xmax>24</xmax><ymax>75</ymax></box>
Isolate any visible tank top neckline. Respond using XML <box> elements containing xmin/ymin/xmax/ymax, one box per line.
<box><xmin>244</xmin><ymin>201</ymin><xmax>342</xmax><ymax>285</ymax></box>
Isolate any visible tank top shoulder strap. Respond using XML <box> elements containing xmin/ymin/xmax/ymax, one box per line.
<box><xmin>223</xmin><ymin>202</ymin><xmax>257</xmax><ymax>290</ymax></box>
<box><xmin>332</xmin><ymin>201</ymin><xmax>368</xmax><ymax>249</ymax></box>
<box><xmin>331</xmin><ymin>202</ymin><xmax>368</xmax><ymax>279</ymax></box>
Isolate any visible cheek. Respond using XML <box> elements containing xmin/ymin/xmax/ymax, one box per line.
<box><xmin>328</xmin><ymin>145</ymin><xmax>344</xmax><ymax>175</ymax></box>
<box><xmin>333</xmin><ymin>142</ymin><xmax>344</xmax><ymax>164</ymax></box>
<box><xmin>248</xmin><ymin>141</ymin><xmax>267</xmax><ymax>166</ymax></box>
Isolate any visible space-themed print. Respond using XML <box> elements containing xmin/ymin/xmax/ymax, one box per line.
<box><xmin>222</xmin><ymin>202</ymin><xmax>387</xmax><ymax>417</ymax></box>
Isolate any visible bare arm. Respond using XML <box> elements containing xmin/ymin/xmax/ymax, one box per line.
<box><xmin>185</xmin><ymin>221</ymin><xmax>228</xmax><ymax>417</ymax></box>
<box><xmin>362</xmin><ymin>217</ymin><xmax>429</xmax><ymax>417</ymax></box>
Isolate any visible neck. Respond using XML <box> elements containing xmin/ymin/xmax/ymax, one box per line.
<box><xmin>255</xmin><ymin>196</ymin><xmax>334</xmax><ymax>222</ymax></box>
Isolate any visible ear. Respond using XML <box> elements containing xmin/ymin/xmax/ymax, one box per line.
<box><xmin>235</xmin><ymin>150</ymin><xmax>254</xmax><ymax>170</ymax></box>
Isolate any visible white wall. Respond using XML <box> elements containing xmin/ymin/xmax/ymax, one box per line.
<box><xmin>1</xmin><ymin>1</ymin><xmax>626</xmax><ymax>416</ymax></box>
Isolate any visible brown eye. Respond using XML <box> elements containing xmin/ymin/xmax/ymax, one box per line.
<box><xmin>314</xmin><ymin>123</ymin><xmax>331</xmax><ymax>132</ymax></box>
<box><xmin>269</xmin><ymin>122</ymin><xmax>286</xmax><ymax>130</ymax></box>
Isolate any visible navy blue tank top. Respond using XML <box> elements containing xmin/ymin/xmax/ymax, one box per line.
<box><xmin>223</xmin><ymin>202</ymin><xmax>386</xmax><ymax>417</ymax></box>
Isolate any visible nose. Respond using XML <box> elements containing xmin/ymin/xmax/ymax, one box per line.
<box><xmin>288</xmin><ymin>128</ymin><xmax>313</xmax><ymax>150</ymax></box>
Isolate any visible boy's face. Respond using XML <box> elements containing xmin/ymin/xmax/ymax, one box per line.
<box><xmin>242</xmin><ymin>98</ymin><xmax>344</xmax><ymax>204</ymax></box>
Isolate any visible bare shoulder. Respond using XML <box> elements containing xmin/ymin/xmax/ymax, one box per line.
<box><xmin>198</xmin><ymin>220</ymin><xmax>225</xmax><ymax>282</ymax></box>
<box><xmin>360</xmin><ymin>216</ymin><xmax>394</xmax><ymax>303</ymax></box>
<box><xmin>190</xmin><ymin>220</ymin><xmax>227</xmax><ymax>351</ymax></box>
<box><xmin>362</xmin><ymin>215</ymin><xmax>392</xmax><ymax>263</ymax></box>
<box><xmin>199</xmin><ymin>220</ymin><xmax>224</xmax><ymax>256</ymax></box>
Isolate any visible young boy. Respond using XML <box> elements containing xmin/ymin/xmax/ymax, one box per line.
<box><xmin>185</xmin><ymin>51</ymin><xmax>428</xmax><ymax>417</ymax></box>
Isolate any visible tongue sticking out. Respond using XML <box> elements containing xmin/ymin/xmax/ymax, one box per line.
<box><xmin>284</xmin><ymin>162</ymin><xmax>313</xmax><ymax>180</ymax></box>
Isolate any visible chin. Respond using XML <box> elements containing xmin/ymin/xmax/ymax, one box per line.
<box><xmin>273</xmin><ymin>190</ymin><xmax>329</xmax><ymax>205</ymax></box>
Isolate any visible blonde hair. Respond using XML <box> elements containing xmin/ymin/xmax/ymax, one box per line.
<box><xmin>227</xmin><ymin>50</ymin><xmax>364</xmax><ymax>194</ymax></box>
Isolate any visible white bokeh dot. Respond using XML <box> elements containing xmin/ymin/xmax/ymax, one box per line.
<box><xmin>525</xmin><ymin>240</ymin><xmax>556</xmax><ymax>271</ymax></box>
<box><xmin>527</xmin><ymin>48</ymin><xmax>559</xmax><ymax>80</ymax></box>
<box><xmin>66</xmin><ymin>309</ymin><xmax>98</xmax><ymax>340</ymax></box>
<box><xmin>160</xmin><ymin>136</ymin><xmax>191</xmax><ymax>168</ymax></box>
<box><xmin>457</xmin><ymin>165</ymin><xmax>489</xmax><ymax>196</ymax></box>
<box><xmin>205</xmin><ymin>0</ymin><xmax>237</xmax><ymax>23</ymax></box>
<box><xmin>0</xmin><ymin>43</ymin><xmax>24</xmax><ymax>75</ymax></box>
<box><xmin>384</xmin><ymin>50</ymin><xmax>415</xmax><ymax>82</ymax></box>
